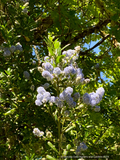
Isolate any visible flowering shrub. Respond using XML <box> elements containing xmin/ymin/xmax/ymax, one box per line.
<box><xmin>32</xmin><ymin>36</ymin><xmax>105</xmax><ymax>159</ymax></box>
<box><xmin>0</xmin><ymin>42</ymin><xmax>23</xmax><ymax>57</ymax></box>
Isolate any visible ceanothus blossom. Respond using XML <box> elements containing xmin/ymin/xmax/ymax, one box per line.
<box><xmin>55</xmin><ymin>97</ymin><xmax>64</xmax><ymax>108</ymax></box>
<box><xmin>35</xmin><ymin>45</ymin><xmax>105</xmax><ymax>111</ymax></box>
<box><xmin>83</xmin><ymin>93</ymin><xmax>91</xmax><ymax>105</ymax></box>
<box><xmin>75</xmin><ymin>46</ymin><xmax>80</xmax><ymax>51</ymax></box>
<box><xmin>3</xmin><ymin>48</ymin><xmax>11</xmax><ymax>57</ymax></box>
<box><xmin>73</xmin><ymin>92</ymin><xmax>80</xmax><ymax>101</ymax></box>
<box><xmin>59</xmin><ymin>87</ymin><xmax>73</xmax><ymax>102</ymax></box>
<box><xmin>35</xmin><ymin>87</ymin><xmax>51</xmax><ymax>106</ymax></box>
<box><xmin>44</xmin><ymin>56</ymin><xmax>49</xmax><ymax>61</ymax></box>
<box><xmin>94</xmin><ymin>106</ymin><xmax>100</xmax><ymax>112</ymax></box>
<box><xmin>89</xmin><ymin>92</ymin><xmax>100</xmax><ymax>106</ymax></box>
<box><xmin>42</xmin><ymin>62</ymin><xmax>53</xmax><ymax>72</ymax></box>
<box><xmin>42</xmin><ymin>92</ymin><xmax>51</xmax><ymax>103</ymax></box>
<box><xmin>83</xmin><ymin>87</ymin><xmax>105</xmax><ymax>107</ymax></box>
<box><xmin>37</xmin><ymin>87</ymin><xmax>46</xmax><ymax>94</ymax></box>
<box><xmin>23</xmin><ymin>71</ymin><xmax>30</xmax><ymax>80</ymax></box>
<box><xmin>37</xmin><ymin>93</ymin><xmax>44</xmax><ymax>101</ymax></box>
<box><xmin>33</xmin><ymin>128</ymin><xmax>44</xmax><ymax>137</ymax></box>
<box><xmin>53</xmin><ymin>67</ymin><xmax>61</xmax><ymax>76</ymax></box>
<box><xmin>42</xmin><ymin>83</ymin><xmax>50</xmax><ymax>89</ymax></box>
<box><xmin>96</xmin><ymin>87</ymin><xmax>105</xmax><ymax>100</ymax></box>
<box><xmin>42</xmin><ymin>70</ymin><xmax>53</xmax><ymax>81</ymax></box>
<box><xmin>10</xmin><ymin>45</ymin><xmax>16</xmax><ymax>53</ymax></box>
<box><xmin>62</xmin><ymin>48</ymin><xmax>79</xmax><ymax>65</ymax></box>
<box><xmin>64</xmin><ymin>66</ymin><xmax>76</xmax><ymax>75</ymax></box>
<box><xmin>58</xmin><ymin>87</ymin><xmax>76</xmax><ymax>108</ymax></box>
<box><xmin>62</xmin><ymin>49</ymin><xmax>75</xmax><ymax>58</ymax></box>
<box><xmin>65</xmin><ymin>87</ymin><xmax>73</xmax><ymax>95</ymax></box>
<box><xmin>76</xmin><ymin>142</ymin><xmax>88</xmax><ymax>155</ymax></box>
<box><xmin>49</xmin><ymin>96</ymin><xmax>56</xmax><ymax>104</ymax></box>
<box><xmin>66</xmin><ymin>49</ymin><xmax>75</xmax><ymax>57</ymax></box>
<box><xmin>32</xmin><ymin>60</ymin><xmax>36</xmax><ymax>65</ymax></box>
<box><xmin>15</xmin><ymin>43</ymin><xmax>23</xmax><ymax>52</ymax></box>
<box><xmin>76</xmin><ymin>68</ymin><xmax>84</xmax><ymax>78</ymax></box>
<box><xmin>67</xmin><ymin>100</ymin><xmax>76</xmax><ymax>108</ymax></box>
<box><xmin>84</xmin><ymin>78</ymin><xmax>90</xmax><ymax>84</ymax></box>
<box><xmin>35</xmin><ymin>99</ymin><xmax>42</xmax><ymax>106</ymax></box>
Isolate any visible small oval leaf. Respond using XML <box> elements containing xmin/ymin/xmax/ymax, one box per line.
<box><xmin>62</xmin><ymin>149</ymin><xmax>68</xmax><ymax>156</ymax></box>
<box><xmin>4</xmin><ymin>108</ymin><xmax>16</xmax><ymax>116</ymax></box>
<box><xmin>46</xmin><ymin>155</ymin><xmax>57</xmax><ymax>160</ymax></box>
<box><xmin>66</xmin><ymin>144</ymin><xmax>71</xmax><ymax>150</ymax></box>
<box><xmin>65</xmin><ymin>125</ymin><xmax>76</xmax><ymax>133</ymax></box>
<box><xmin>47</xmin><ymin>141</ymin><xmax>58</xmax><ymax>153</ymax></box>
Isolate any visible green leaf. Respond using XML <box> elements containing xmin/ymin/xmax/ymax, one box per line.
<box><xmin>56</xmin><ymin>47</ymin><xmax>61</xmax><ymax>56</ymax></box>
<box><xmin>61</xmin><ymin>44</ymin><xmax>70</xmax><ymax>51</ymax></box>
<box><xmin>25</xmin><ymin>156</ymin><xmax>29</xmax><ymax>160</ymax></box>
<box><xmin>47</xmin><ymin>141</ymin><xmax>58</xmax><ymax>153</ymax></box>
<box><xmin>65</xmin><ymin>125</ymin><xmax>76</xmax><ymax>133</ymax></box>
<box><xmin>30</xmin><ymin>153</ymin><xmax>35</xmax><ymax>160</ymax></box>
<box><xmin>56</xmin><ymin>55</ymin><xmax>65</xmax><ymax>64</ymax></box>
<box><xmin>46</xmin><ymin>155</ymin><xmax>57</xmax><ymax>160</ymax></box>
<box><xmin>62</xmin><ymin>149</ymin><xmax>68</xmax><ymax>156</ymax></box>
<box><xmin>66</xmin><ymin>144</ymin><xmax>71</xmax><ymax>150</ymax></box>
<box><xmin>111</xmin><ymin>14</ymin><xmax>119</xmax><ymax>22</ymax></box>
<box><xmin>4</xmin><ymin>108</ymin><xmax>16</xmax><ymax>116</ymax></box>
<box><xmin>54</xmin><ymin>40</ymin><xmax>61</xmax><ymax>49</ymax></box>
<box><xmin>48</xmin><ymin>47</ymin><xmax>54</xmax><ymax>56</ymax></box>
<box><xmin>86</xmin><ymin>125</ymin><xmax>94</xmax><ymax>128</ymax></box>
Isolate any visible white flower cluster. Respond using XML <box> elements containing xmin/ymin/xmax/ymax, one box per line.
<box><xmin>33</xmin><ymin>128</ymin><xmax>44</xmax><ymax>137</ymax></box>
<box><xmin>1</xmin><ymin>43</ymin><xmax>23</xmax><ymax>57</ymax></box>
<box><xmin>76</xmin><ymin>142</ymin><xmax>88</xmax><ymax>155</ymax></box>
<box><xmin>83</xmin><ymin>87</ymin><xmax>105</xmax><ymax>111</ymax></box>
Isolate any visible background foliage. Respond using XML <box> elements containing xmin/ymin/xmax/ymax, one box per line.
<box><xmin>0</xmin><ymin>0</ymin><xmax>120</xmax><ymax>159</ymax></box>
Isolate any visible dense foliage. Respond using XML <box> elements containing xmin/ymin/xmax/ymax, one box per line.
<box><xmin>0</xmin><ymin>0</ymin><xmax>120</xmax><ymax>159</ymax></box>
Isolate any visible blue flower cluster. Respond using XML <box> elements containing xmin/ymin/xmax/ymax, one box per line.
<box><xmin>35</xmin><ymin>46</ymin><xmax>105</xmax><ymax>110</ymax></box>
<box><xmin>1</xmin><ymin>43</ymin><xmax>23</xmax><ymax>57</ymax></box>
<box><xmin>83</xmin><ymin>87</ymin><xmax>105</xmax><ymax>111</ymax></box>
<box><xmin>76</xmin><ymin>142</ymin><xmax>88</xmax><ymax>155</ymax></box>
<box><xmin>39</xmin><ymin>46</ymin><xmax>86</xmax><ymax>84</ymax></box>
<box><xmin>35</xmin><ymin>86</ymin><xmax>80</xmax><ymax>108</ymax></box>
<box><xmin>35</xmin><ymin>87</ymin><xmax>51</xmax><ymax>106</ymax></box>
<box><xmin>23</xmin><ymin>71</ymin><xmax>30</xmax><ymax>80</ymax></box>
<box><xmin>58</xmin><ymin>87</ymin><xmax>78</xmax><ymax>108</ymax></box>
<box><xmin>62</xmin><ymin>48</ymin><xmax>79</xmax><ymax>64</ymax></box>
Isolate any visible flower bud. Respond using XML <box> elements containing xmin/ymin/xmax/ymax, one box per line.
<box><xmin>75</xmin><ymin>46</ymin><xmax>80</xmax><ymax>51</ymax></box>
<box><xmin>84</xmin><ymin>78</ymin><xmax>90</xmax><ymax>84</ymax></box>
<box><xmin>38</xmin><ymin>67</ymin><xmax>43</xmax><ymax>72</ymax></box>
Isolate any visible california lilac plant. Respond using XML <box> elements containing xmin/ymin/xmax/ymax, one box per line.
<box><xmin>33</xmin><ymin>37</ymin><xmax>105</xmax><ymax>158</ymax></box>
<box><xmin>35</xmin><ymin>46</ymin><xmax>84</xmax><ymax>109</ymax></box>
<box><xmin>35</xmin><ymin>45</ymin><xmax>104</xmax><ymax>110</ymax></box>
